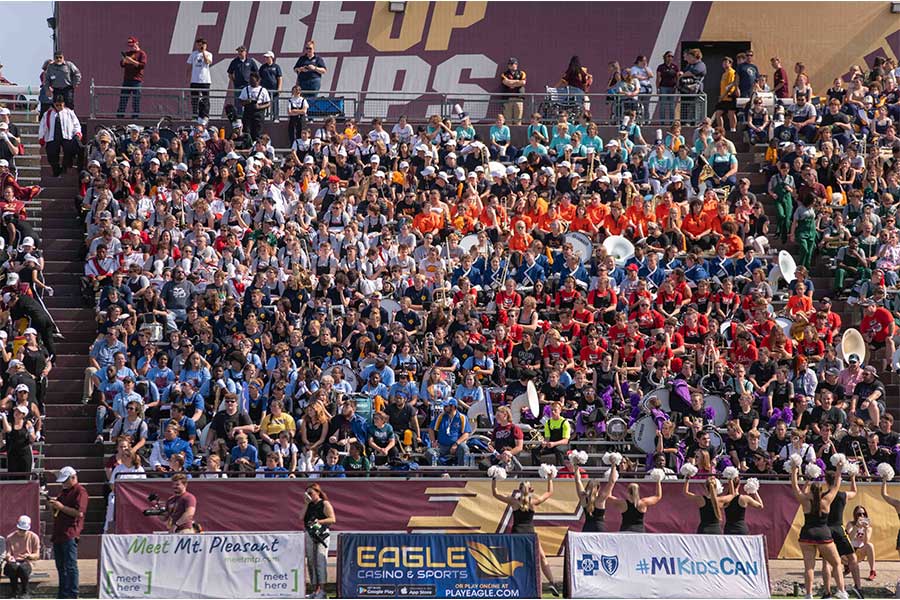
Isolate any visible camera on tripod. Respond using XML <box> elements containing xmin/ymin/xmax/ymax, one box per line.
<box><xmin>142</xmin><ymin>493</ymin><xmax>166</xmax><ymax>517</ymax></box>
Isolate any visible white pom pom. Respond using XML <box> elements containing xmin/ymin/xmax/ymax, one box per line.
<box><xmin>487</xmin><ymin>465</ymin><xmax>507</xmax><ymax>480</ymax></box>
<box><xmin>789</xmin><ymin>453</ymin><xmax>803</xmax><ymax>468</ymax></box>
<box><xmin>600</xmin><ymin>468</ymin><xmax>610</xmax><ymax>481</ymax></box>
<box><xmin>843</xmin><ymin>462</ymin><xmax>860</xmax><ymax>477</ymax></box>
<box><xmin>609</xmin><ymin>452</ymin><xmax>623</xmax><ymax>466</ymax></box>
<box><xmin>538</xmin><ymin>464</ymin><xmax>558</xmax><ymax>480</ymax></box>
<box><xmin>602</xmin><ymin>452</ymin><xmax>612</xmax><ymax>465</ymax></box>
<box><xmin>680</xmin><ymin>462</ymin><xmax>699</xmax><ymax>479</ymax></box>
<box><xmin>830</xmin><ymin>453</ymin><xmax>847</xmax><ymax>467</ymax></box>
<box><xmin>877</xmin><ymin>462</ymin><xmax>896</xmax><ymax>481</ymax></box>
<box><xmin>744</xmin><ymin>478</ymin><xmax>760</xmax><ymax>495</ymax></box>
<box><xmin>805</xmin><ymin>463</ymin><xmax>823</xmax><ymax>480</ymax></box>
<box><xmin>648</xmin><ymin>468</ymin><xmax>666</xmax><ymax>482</ymax></box>
<box><xmin>783</xmin><ymin>460</ymin><xmax>795</xmax><ymax>474</ymax></box>
<box><xmin>722</xmin><ymin>466</ymin><xmax>740</xmax><ymax>481</ymax></box>
<box><xmin>571</xmin><ymin>450</ymin><xmax>589</xmax><ymax>466</ymax></box>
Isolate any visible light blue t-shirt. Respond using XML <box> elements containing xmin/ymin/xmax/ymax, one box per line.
<box><xmin>490</xmin><ymin>125</ymin><xmax>511</xmax><ymax>144</ymax></box>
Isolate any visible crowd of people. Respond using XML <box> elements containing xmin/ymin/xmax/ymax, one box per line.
<box><xmin>0</xmin><ymin>30</ymin><xmax>875</xmax><ymax>600</ymax></box>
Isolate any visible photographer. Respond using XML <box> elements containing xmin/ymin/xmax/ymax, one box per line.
<box><xmin>162</xmin><ymin>473</ymin><xmax>196</xmax><ymax>534</ymax></box>
<box><xmin>301</xmin><ymin>483</ymin><xmax>335</xmax><ymax>600</ymax></box>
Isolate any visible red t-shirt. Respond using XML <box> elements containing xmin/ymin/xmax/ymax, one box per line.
<box><xmin>51</xmin><ymin>483</ymin><xmax>89</xmax><ymax>544</ymax></box>
<box><xmin>165</xmin><ymin>491</ymin><xmax>197</xmax><ymax>531</ymax></box>
<box><xmin>861</xmin><ymin>307</ymin><xmax>894</xmax><ymax>342</ymax></box>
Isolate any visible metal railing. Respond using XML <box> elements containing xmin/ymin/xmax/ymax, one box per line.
<box><xmin>89</xmin><ymin>80</ymin><xmax>707</xmax><ymax>126</ymax></box>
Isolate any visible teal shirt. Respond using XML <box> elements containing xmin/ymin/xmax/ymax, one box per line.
<box><xmin>648</xmin><ymin>154</ymin><xmax>673</xmax><ymax>175</ymax></box>
<box><xmin>673</xmin><ymin>155</ymin><xmax>694</xmax><ymax>172</ymax></box>
<box><xmin>550</xmin><ymin>134</ymin><xmax>571</xmax><ymax>155</ymax></box>
<box><xmin>455</xmin><ymin>125</ymin><xmax>475</xmax><ymax>141</ymax></box>
<box><xmin>664</xmin><ymin>133</ymin><xmax>685</xmax><ymax>150</ymax></box>
<box><xmin>489</xmin><ymin>125</ymin><xmax>511</xmax><ymax>144</ymax></box>
<box><xmin>527</xmin><ymin>123</ymin><xmax>548</xmax><ymax>142</ymax></box>
<box><xmin>582</xmin><ymin>135</ymin><xmax>604</xmax><ymax>154</ymax></box>
<box><xmin>523</xmin><ymin>143</ymin><xmax>548</xmax><ymax>157</ymax></box>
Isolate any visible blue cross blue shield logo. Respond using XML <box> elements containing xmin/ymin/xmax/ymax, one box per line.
<box><xmin>601</xmin><ymin>555</ymin><xmax>619</xmax><ymax>576</ymax></box>
<box><xmin>577</xmin><ymin>553</ymin><xmax>600</xmax><ymax>576</ymax></box>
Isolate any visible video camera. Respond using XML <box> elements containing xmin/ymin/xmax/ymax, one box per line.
<box><xmin>142</xmin><ymin>493</ymin><xmax>166</xmax><ymax>517</ymax></box>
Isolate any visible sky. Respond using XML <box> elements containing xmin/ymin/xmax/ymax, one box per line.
<box><xmin>0</xmin><ymin>1</ymin><xmax>54</xmax><ymax>87</ymax></box>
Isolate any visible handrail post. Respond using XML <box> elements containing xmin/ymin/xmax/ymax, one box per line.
<box><xmin>90</xmin><ymin>78</ymin><xmax>95</xmax><ymax>119</ymax></box>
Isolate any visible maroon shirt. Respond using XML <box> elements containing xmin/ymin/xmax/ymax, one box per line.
<box><xmin>121</xmin><ymin>49</ymin><xmax>147</xmax><ymax>82</ymax></box>
<box><xmin>51</xmin><ymin>483</ymin><xmax>89</xmax><ymax>544</ymax></box>
<box><xmin>165</xmin><ymin>491</ymin><xmax>197</xmax><ymax>531</ymax></box>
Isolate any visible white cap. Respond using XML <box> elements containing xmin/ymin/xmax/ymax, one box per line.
<box><xmin>399</xmin><ymin>161</ymin><xmax>409</xmax><ymax>169</ymax></box>
<box><xmin>16</xmin><ymin>515</ymin><xmax>30</xmax><ymax>531</ymax></box>
<box><xmin>22</xmin><ymin>254</ymin><xmax>37</xmax><ymax>264</ymax></box>
<box><xmin>415</xmin><ymin>144</ymin><xmax>430</xmax><ymax>153</ymax></box>
<box><xmin>370</xmin><ymin>155</ymin><xmax>380</xmax><ymax>163</ymax></box>
<box><xmin>606</xmin><ymin>140</ymin><xmax>619</xmax><ymax>147</ymax></box>
<box><xmin>519</xmin><ymin>173</ymin><xmax>531</xmax><ymax>180</ymax></box>
<box><xmin>20</xmin><ymin>237</ymin><xmax>33</xmax><ymax>248</ymax></box>
<box><xmin>0</xmin><ymin>160</ymin><xmax>9</xmax><ymax>167</ymax></box>
<box><xmin>149</xmin><ymin>158</ymin><xmax>160</xmax><ymax>165</ymax></box>
<box><xmin>176</xmin><ymin>163</ymin><xmax>189</xmax><ymax>172</ymax></box>
<box><xmin>621</xmin><ymin>171</ymin><xmax>632</xmax><ymax>179</ymax></box>
<box><xmin>373</xmin><ymin>170</ymin><xmax>386</xmax><ymax>178</ymax></box>
<box><xmin>88</xmin><ymin>160</ymin><xmax>101</xmax><ymax>167</ymax></box>
<box><xmin>337</xmin><ymin>147</ymin><xmax>347</xmax><ymax>157</ymax></box>
<box><xmin>225</xmin><ymin>151</ymin><xmax>240</xmax><ymax>160</ymax></box>
<box><xmin>599</xmin><ymin>176</ymin><xmax>611</xmax><ymax>183</ymax></box>
<box><xmin>559</xmin><ymin>161</ymin><xmax>571</xmax><ymax>169</ymax></box>
<box><xmin>446</xmin><ymin>152</ymin><xmax>457</xmax><ymax>160</ymax></box>
<box><xmin>467</xmin><ymin>171</ymin><xmax>477</xmax><ymax>179</ymax></box>
<box><xmin>303</xmin><ymin>156</ymin><xmax>315</xmax><ymax>164</ymax></box>
<box><xmin>23</xmin><ymin>327</ymin><xmax>36</xmax><ymax>336</ymax></box>
<box><xmin>671</xmin><ymin>175</ymin><xmax>683</xmax><ymax>182</ymax></box>
<box><xmin>474</xmin><ymin>166</ymin><xmax>484</xmax><ymax>173</ymax></box>
<box><xmin>14</xmin><ymin>385</ymin><xmax>28</xmax><ymax>394</ymax></box>
<box><xmin>454</xmin><ymin>167</ymin><xmax>466</xmax><ymax>179</ymax></box>
<box><xmin>0</xmin><ymin>108</ymin><xmax>10</xmax><ymax>116</ymax></box>
<box><xmin>437</xmin><ymin>172</ymin><xmax>449</xmax><ymax>181</ymax></box>
<box><xmin>0</xmin><ymin>123</ymin><xmax>9</xmax><ymax>131</ymax></box>
<box><xmin>263</xmin><ymin>51</ymin><xmax>275</xmax><ymax>58</ymax></box>
<box><xmin>516</xmin><ymin>156</ymin><xmax>528</xmax><ymax>164</ymax></box>
<box><xmin>56</xmin><ymin>466</ymin><xmax>76</xmax><ymax>483</ymax></box>
<box><xmin>506</xmin><ymin>166</ymin><xmax>518</xmax><ymax>175</ymax></box>
<box><xmin>422</xmin><ymin>166</ymin><xmax>436</xmax><ymax>176</ymax></box>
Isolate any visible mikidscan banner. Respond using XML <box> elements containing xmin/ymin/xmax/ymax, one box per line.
<box><xmin>98</xmin><ymin>533</ymin><xmax>305</xmax><ymax>598</ymax></box>
<box><xmin>566</xmin><ymin>532</ymin><xmax>770</xmax><ymax>599</ymax></box>
<box><xmin>338</xmin><ymin>533</ymin><xmax>540</xmax><ymax>599</ymax></box>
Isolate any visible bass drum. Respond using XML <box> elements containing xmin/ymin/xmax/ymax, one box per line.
<box><xmin>642</xmin><ymin>387</ymin><xmax>671</xmax><ymax>413</ymax></box>
<box><xmin>630</xmin><ymin>415</ymin><xmax>658</xmax><ymax>454</ymax></box>
<box><xmin>703</xmin><ymin>394</ymin><xmax>729</xmax><ymax>427</ymax></box>
<box><xmin>565</xmin><ymin>232</ymin><xmax>593</xmax><ymax>262</ymax></box>
<box><xmin>325</xmin><ymin>364</ymin><xmax>359</xmax><ymax>392</ymax></box>
<box><xmin>458</xmin><ymin>234</ymin><xmax>479</xmax><ymax>254</ymax></box>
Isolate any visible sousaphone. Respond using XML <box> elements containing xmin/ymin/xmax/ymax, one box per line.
<box><xmin>602</xmin><ymin>235</ymin><xmax>635</xmax><ymax>267</ymax></box>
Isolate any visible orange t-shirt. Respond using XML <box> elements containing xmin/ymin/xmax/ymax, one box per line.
<box><xmin>681</xmin><ymin>213</ymin><xmax>709</xmax><ymax>237</ymax></box>
<box><xmin>413</xmin><ymin>212</ymin><xmax>443</xmax><ymax>234</ymax></box>
<box><xmin>587</xmin><ymin>203</ymin><xmax>610</xmax><ymax>225</ymax></box>
<box><xmin>604</xmin><ymin>214</ymin><xmax>628</xmax><ymax>236</ymax></box>
<box><xmin>508</xmin><ymin>232</ymin><xmax>533</xmax><ymax>253</ymax></box>
<box><xmin>786</xmin><ymin>294</ymin><xmax>813</xmax><ymax>316</ymax></box>
<box><xmin>720</xmin><ymin>233</ymin><xmax>744</xmax><ymax>257</ymax></box>
<box><xmin>557</xmin><ymin>203</ymin><xmax>577</xmax><ymax>223</ymax></box>
<box><xmin>569</xmin><ymin>215</ymin><xmax>595</xmax><ymax>233</ymax></box>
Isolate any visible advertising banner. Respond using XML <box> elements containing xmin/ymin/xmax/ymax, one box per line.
<box><xmin>338</xmin><ymin>533</ymin><xmax>539</xmax><ymax>599</ymax></box>
<box><xmin>98</xmin><ymin>532</ymin><xmax>305</xmax><ymax>599</ymax></box>
<box><xmin>566</xmin><ymin>532</ymin><xmax>770</xmax><ymax>599</ymax></box>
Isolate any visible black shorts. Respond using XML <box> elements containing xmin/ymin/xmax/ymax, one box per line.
<box><xmin>715</xmin><ymin>99</ymin><xmax>737</xmax><ymax>112</ymax></box>
<box><xmin>831</xmin><ymin>526</ymin><xmax>854</xmax><ymax>556</ymax></box>
<box><xmin>870</xmin><ymin>340</ymin><xmax>886</xmax><ymax>350</ymax></box>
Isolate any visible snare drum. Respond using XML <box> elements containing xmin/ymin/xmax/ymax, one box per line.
<box><xmin>631</xmin><ymin>415</ymin><xmax>658</xmax><ymax>454</ymax></box>
<box><xmin>607</xmin><ymin>416</ymin><xmax>628</xmax><ymax>441</ymax></box>
<box><xmin>703</xmin><ymin>394</ymin><xmax>729</xmax><ymax>427</ymax></box>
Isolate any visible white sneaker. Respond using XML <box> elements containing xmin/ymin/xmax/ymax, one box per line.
<box><xmin>833</xmin><ymin>591</ymin><xmax>849</xmax><ymax>599</ymax></box>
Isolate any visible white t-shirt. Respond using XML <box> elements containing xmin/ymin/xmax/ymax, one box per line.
<box><xmin>187</xmin><ymin>51</ymin><xmax>213</xmax><ymax>84</ymax></box>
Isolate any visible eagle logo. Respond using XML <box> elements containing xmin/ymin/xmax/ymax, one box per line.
<box><xmin>467</xmin><ymin>541</ymin><xmax>523</xmax><ymax>578</ymax></box>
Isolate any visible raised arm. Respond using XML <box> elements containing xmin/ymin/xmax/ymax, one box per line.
<box><xmin>882</xmin><ymin>479</ymin><xmax>900</xmax><ymax>510</ymax></box>
<box><xmin>790</xmin><ymin>464</ymin><xmax>804</xmax><ymax>502</ymax></box>
<box><xmin>642</xmin><ymin>480</ymin><xmax>663</xmax><ymax>508</ymax></box>
<box><xmin>535</xmin><ymin>477</ymin><xmax>554</xmax><ymax>505</ymax></box>
<box><xmin>601</xmin><ymin>464</ymin><xmax>619</xmax><ymax>500</ymax></box>
<box><xmin>491</xmin><ymin>478</ymin><xmax>513</xmax><ymax>506</ymax></box>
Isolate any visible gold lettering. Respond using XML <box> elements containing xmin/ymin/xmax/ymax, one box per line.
<box><xmin>426</xmin><ymin>546</ymin><xmax>446</xmax><ymax>568</ymax></box>
<box><xmin>379</xmin><ymin>546</ymin><xmax>400</xmax><ymax>568</ymax></box>
<box><xmin>448</xmin><ymin>547</ymin><xmax>467</xmax><ymax>568</ymax></box>
<box><xmin>425</xmin><ymin>2</ymin><xmax>487</xmax><ymax>51</ymax></box>
<box><xmin>357</xmin><ymin>546</ymin><xmax>377</xmax><ymax>568</ymax></box>
<box><xmin>367</xmin><ymin>2</ymin><xmax>429</xmax><ymax>52</ymax></box>
<box><xmin>402</xmin><ymin>546</ymin><xmax>423</xmax><ymax>568</ymax></box>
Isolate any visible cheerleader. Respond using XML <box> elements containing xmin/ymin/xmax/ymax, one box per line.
<box><xmin>573</xmin><ymin>458</ymin><xmax>619</xmax><ymax>532</ymax></box>
<box><xmin>491</xmin><ymin>478</ymin><xmax>559</xmax><ymax>596</ymax></box>
<box><xmin>822</xmin><ymin>468</ymin><xmax>862</xmax><ymax>597</ymax></box>
<box><xmin>791</xmin><ymin>460</ymin><xmax>848</xmax><ymax>599</ymax></box>
<box><xmin>683</xmin><ymin>476</ymin><xmax>726</xmax><ymax>534</ymax></box>
<box><xmin>722</xmin><ymin>475</ymin><xmax>764</xmax><ymax>535</ymax></box>
<box><xmin>879</xmin><ymin>465</ymin><xmax>900</xmax><ymax>561</ymax></box>
<box><xmin>608</xmin><ymin>479</ymin><xmax>663</xmax><ymax>533</ymax></box>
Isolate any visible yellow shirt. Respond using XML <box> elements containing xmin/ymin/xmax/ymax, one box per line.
<box><xmin>720</xmin><ymin>67</ymin><xmax>736</xmax><ymax>100</ymax></box>
<box><xmin>259</xmin><ymin>412</ymin><xmax>296</xmax><ymax>437</ymax></box>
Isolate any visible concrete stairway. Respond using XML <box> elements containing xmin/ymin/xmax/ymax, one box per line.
<box><xmin>38</xmin><ymin>163</ymin><xmax>105</xmax><ymax>559</ymax></box>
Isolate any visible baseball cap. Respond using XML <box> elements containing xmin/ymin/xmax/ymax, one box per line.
<box><xmin>864</xmin><ymin>365</ymin><xmax>878</xmax><ymax>375</ymax></box>
<box><xmin>6</xmin><ymin>359</ymin><xmax>21</xmax><ymax>371</ymax></box>
<box><xmin>0</xmin><ymin>123</ymin><xmax>9</xmax><ymax>131</ymax></box>
<box><xmin>56</xmin><ymin>466</ymin><xmax>77</xmax><ymax>483</ymax></box>
<box><xmin>16</xmin><ymin>515</ymin><xmax>30</xmax><ymax>531</ymax></box>
<box><xmin>627</xmin><ymin>264</ymin><xmax>639</xmax><ymax>271</ymax></box>
<box><xmin>399</xmin><ymin>161</ymin><xmax>409</xmax><ymax>169</ymax></box>
<box><xmin>446</xmin><ymin>398</ymin><xmax>459</xmax><ymax>406</ymax></box>
<box><xmin>263</xmin><ymin>51</ymin><xmax>275</xmax><ymax>58</ymax></box>
<box><xmin>327</xmin><ymin>175</ymin><xmax>340</xmax><ymax>184</ymax></box>
<box><xmin>422</xmin><ymin>166</ymin><xmax>436</xmax><ymax>176</ymax></box>
<box><xmin>0</xmin><ymin>108</ymin><xmax>11</xmax><ymax>116</ymax></box>
<box><xmin>848</xmin><ymin>353</ymin><xmax>860</xmax><ymax>364</ymax></box>
<box><xmin>0</xmin><ymin>159</ymin><xmax>8</xmax><ymax>167</ymax></box>
<box><xmin>149</xmin><ymin>158</ymin><xmax>160</xmax><ymax>165</ymax></box>
<box><xmin>225</xmin><ymin>151</ymin><xmax>240</xmax><ymax>160</ymax></box>
<box><xmin>507</xmin><ymin>57</ymin><xmax>519</xmax><ymax>64</ymax></box>
<box><xmin>559</xmin><ymin>160</ymin><xmax>571</xmax><ymax>169</ymax></box>
<box><xmin>826</xmin><ymin>368</ymin><xmax>840</xmax><ymax>377</ymax></box>
<box><xmin>23</xmin><ymin>327</ymin><xmax>36</xmax><ymax>336</ymax></box>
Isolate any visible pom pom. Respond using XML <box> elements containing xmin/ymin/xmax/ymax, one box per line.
<box><xmin>843</xmin><ymin>462</ymin><xmax>860</xmax><ymax>477</ymax></box>
<box><xmin>680</xmin><ymin>462</ymin><xmax>699</xmax><ymax>478</ymax></box>
<box><xmin>744</xmin><ymin>478</ymin><xmax>760</xmax><ymax>495</ymax></box>
<box><xmin>877</xmin><ymin>463</ymin><xmax>896</xmax><ymax>481</ymax></box>
<box><xmin>574</xmin><ymin>450</ymin><xmax>590</xmax><ymax>465</ymax></box>
<box><xmin>805</xmin><ymin>462</ymin><xmax>823</xmax><ymax>481</ymax></box>
<box><xmin>648</xmin><ymin>468</ymin><xmax>666</xmax><ymax>482</ymax></box>
<box><xmin>602</xmin><ymin>452</ymin><xmax>623</xmax><ymax>466</ymax></box>
<box><xmin>722</xmin><ymin>466</ymin><xmax>740</xmax><ymax>481</ymax></box>
<box><xmin>830</xmin><ymin>453</ymin><xmax>847</xmax><ymax>467</ymax></box>
<box><xmin>599</xmin><ymin>468</ymin><xmax>610</xmax><ymax>481</ymax></box>
<box><xmin>538</xmin><ymin>464</ymin><xmax>558</xmax><ymax>480</ymax></box>
<box><xmin>713</xmin><ymin>478</ymin><xmax>724</xmax><ymax>495</ymax></box>
<box><xmin>703</xmin><ymin>406</ymin><xmax>716</xmax><ymax>422</ymax></box>
<box><xmin>789</xmin><ymin>453</ymin><xmax>803</xmax><ymax>468</ymax></box>
<box><xmin>487</xmin><ymin>465</ymin><xmax>507</xmax><ymax>480</ymax></box>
